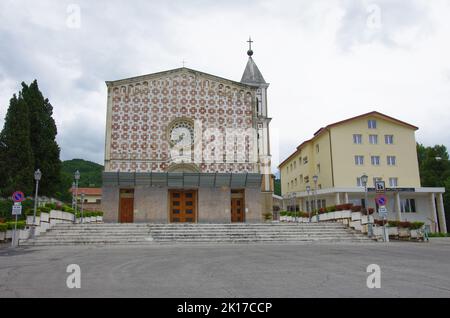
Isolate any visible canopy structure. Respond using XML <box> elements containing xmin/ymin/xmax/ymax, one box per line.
<box><xmin>103</xmin><ymin>172</ymin><xmax>263</xmax><ymax>188</ymax></box>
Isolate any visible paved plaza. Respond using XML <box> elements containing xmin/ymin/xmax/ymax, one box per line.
<box><xmin>1</xmin><ymin>240</ymin><xmax>450</xmax><ymax>298</ymax></box>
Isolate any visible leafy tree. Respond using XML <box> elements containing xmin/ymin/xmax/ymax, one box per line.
<box><xmin>21</xmin><ymin>80</ymin><xmax>61</xmax><ymax>196</ymax></box>
<box><xmin>417</xmin><ymin>143</ymin><xmax>450</xmax><ymax>231</ymax></box>
<box><xmin>0</xmin><ymin>94</ymin><xmax>35</xmax><ymax>196</ymax></box>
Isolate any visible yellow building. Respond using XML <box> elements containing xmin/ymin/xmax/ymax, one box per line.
<box><xmin>279</xmin><ymin>111</ymin><xmax>447</xmax><ymax>233</ymax></box>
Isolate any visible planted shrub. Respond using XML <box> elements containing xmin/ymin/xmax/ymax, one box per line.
<box><xmin>6</xmin><ymin>221</ymin><xmax>26</xmax><ymax>230</ymax></box>
<box><xmin>351</xmin><ymin>206</ymin><xmax>362</xmax><ymax>212</ymax></box>
<box><xmin>410</xmin><ymin>222</ymin><xmax>425</xmax><ymax>230</ymax></box>
<box><xmin>0</xmin><ymin>223</ymin><xmax>7</xmax><ymax>232</ymax></box>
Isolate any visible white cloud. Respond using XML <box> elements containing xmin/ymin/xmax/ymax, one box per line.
<box><xmin>0</xmin><ymin>0</ymin><xmax>449</xmax><ymax>170</ymax></box>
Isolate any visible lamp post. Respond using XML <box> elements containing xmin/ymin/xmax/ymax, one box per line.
<box><xmin>306</xmin><ymin>185</ymin><xmax>311</xmax><ymax>222</ymax></box>
<box><xmin>313</xmin><ymin>175</ymin><xmax>319</xmax><ymax>222</ymax></box>
<box><xmin>80</xmin><ymin>192</ymin><xmax>85</xmax><ymax>224</ymax></box>
<box><xmin>71</xmin><ymin>182</ymin><xmax>76</xmax><ymax>209</ymax></box>
<box><xmin>74</xmin><ymin>170</ymin><xmax>80</xmax><ymax>215</ymax></box>
<box><xmin>293</xmin><ymin>192</ymin><xmax>297</xmax><ymax>223</ymax></box>
<box><xmin>361</xmin><ymin>173</ymin><xmax>372</xmax><ymax>237</ymax></box>
<box><xmin>31</xmin><ymin>169</ymin><xmax>42</xmax><ymax>240</ymax></box>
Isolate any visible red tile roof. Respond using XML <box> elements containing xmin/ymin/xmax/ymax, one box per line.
<box><xmin>69</xmin><ymin>188</ymin><xmax>102</xmax><ymax>196</ymax></box>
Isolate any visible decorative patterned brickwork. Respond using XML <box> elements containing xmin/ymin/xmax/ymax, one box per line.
<box><xmin>106</xmin><ymin>69</ymin><xmax>258</xmax><ymax>173</ymax></box>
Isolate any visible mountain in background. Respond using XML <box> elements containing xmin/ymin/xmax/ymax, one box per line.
<box><xmin>61</xmin><ymin>159</ymin><xmax>103</xmax><ymax>190</ymax></box>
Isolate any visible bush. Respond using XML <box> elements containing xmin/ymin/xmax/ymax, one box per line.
<box><xmin>0</xmin><ymin>223</ymin><xmax>7</xmax><ymax>232</ymax></box>
<box><xmin>410</xmin><ymin>222</ymin><xmax>425</xmax><ymax>230</ymax></box>
<box><xmin>6</xmin><ymin>221</ymin><xmax>26</xmax><ymax>230</ymax></box>
<box><xmin>45</xmin><ymin>203</ymin><xmax>56</xmax><ymax>210</ymax></box>
<box><xmin>280</xmin><ymin>211</ymin><xmax>288</xmax><ymax>217</ymax></box>
<box><xmin>428</xmin><ymin>233</ymin><xmax>450</xmax><ymax>237</ymax></box>
<box><xmin>351</xmin><ymin>206</ymin><xmax>362</xmax><ymax>212</ymax></box>
<box><xmin>40</xmin><ymin>206</ymin><xmax>51</xmax><ymax>213</ymax></box>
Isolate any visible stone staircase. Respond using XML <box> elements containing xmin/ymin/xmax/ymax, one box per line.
<box><xmin>20</xmin><ymin>223</ymin><xmax>374</xmax><ymax>246</ymax></box>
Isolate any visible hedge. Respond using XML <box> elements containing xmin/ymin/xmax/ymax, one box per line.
<box><xmin>0</xmin><ymin>223</ymin><xmax>7</xmax><ymax>232</ymax></box>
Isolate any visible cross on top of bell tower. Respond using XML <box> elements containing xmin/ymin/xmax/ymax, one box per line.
<box><xmin>247</xmin><ymin>36</ymin><xmax>254</xmax><ymax>57</ymax></box>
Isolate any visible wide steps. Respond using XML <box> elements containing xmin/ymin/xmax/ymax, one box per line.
<box><xmin>20</xmin><ymin>223</ymin><xmax>373</xmax><ymax>246</ymax></box>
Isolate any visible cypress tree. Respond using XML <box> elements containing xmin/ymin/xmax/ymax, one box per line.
<box><xmin>0</xmin><ymin>94</ymin><xmax>34</xmax><ymax>196</ymax></box>
<box><xmin>21</xmin><ymin>80</ymin><xmax>62</xmax><ymax>196</ymax></box>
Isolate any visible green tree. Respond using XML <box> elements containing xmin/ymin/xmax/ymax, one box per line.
<box><xmin>21</xmin><ymin>80</ymin><xmax>62</xmax><ymax>196</ymax></box>
<box><xmin>0</xmin><ymin>94</ymin><xmax>35</xmax><ymax>196</ymax></box>
<box><xmin>417</xmin><ymin>143</ymin><xmax>450</xmax><ymax>230</ymax></box>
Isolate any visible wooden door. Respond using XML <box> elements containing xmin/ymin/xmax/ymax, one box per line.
<box><xmin>119</xmin><ymin>197</ymin><xmax>134</xmax><ymax>223</ymax></box>
<box><xmin>231</xmin><ymin>197</ymin><xmax>245</xmax><ymax>223</ymax></box>
<box><xmin>170</xmin><ymin>190</ymin><xmax>197</xmax><ymax>223</ymax></box>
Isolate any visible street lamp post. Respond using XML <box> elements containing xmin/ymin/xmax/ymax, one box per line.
<box><xmin>71</xmin><ymin>182</ymin><xmax>76</xmax><ymax>210</ymax></box>
<box><xmin>313</xmin><ymin>175</ymin><xmax>319</xmax><ymax>222</ymax></box>
<box><xmin>74</xmin><ymin>170</ymin><xmax>80</xmax><ymax>219</ymax></box>
<box><xmin>293</xmin><ymin>192</ymin><xmax>297</xmax><ymax>223</ymax></box>
<box><xmin>306</xmin><ymin>185</ymin><xmax>311</xmax><ymax>222</ymax></box>
<box><xmin>31</xmin><ymin>169</ymin><xmax>42</xmax><ymax>240</ymax></box>
<box><xmin>80</xmin><ymin>193</ymin><xmax>85</xmax><ymax>224</ymax></box>
<box><xmin>361</xmin><ymin>173</ymin><xmax>372</xmax><ymax>237</ymax></box>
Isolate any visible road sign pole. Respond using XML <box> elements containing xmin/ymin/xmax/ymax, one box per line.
<box><xmin>383</xmin><ymin>215</ymin><xmax>389</xmax><ymax>243</ymax></box>
<box><xmin>11</xmin><ymin>213</ymin><xmax>18</xmax><ymax>248</ymax></box>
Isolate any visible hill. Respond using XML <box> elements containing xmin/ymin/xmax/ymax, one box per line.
<box><xmin>61</xmin><ymin>159</ymin><xmax>103</xmax><ymax>188</ymax></box>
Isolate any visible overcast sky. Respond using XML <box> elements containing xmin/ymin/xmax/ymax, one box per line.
<box><xmin>1</xmin><ymin>0</ymin><xmax>450</xmax><ymax>172</ymax></box>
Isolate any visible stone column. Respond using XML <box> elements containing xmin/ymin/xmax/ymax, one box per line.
<box><xmin>437</xmin><ymin>193</ymin><xmax>448</xmax><ymax>233</ymax></box>
<box><xmin>395</xmin><ymin>192</ymin><xmax>402</xmax><ymax>221</ymax></box>
<box><xmin>344</xmin><ymin>192</ymin><xmax>349</xmax><ymax>204</ymax></box>
<box><xmin>429</xmin><ymin>193</ymin><xmax>439</xmax><ymax>233</ymax></box>
<box><xmin>335</xmin><ymin>193</ymin><xmax>341</xmax><ymax>205</ymax></box>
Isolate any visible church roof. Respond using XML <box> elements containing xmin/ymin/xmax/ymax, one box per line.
<box><xmin>106</xmin><ymin>67</ymin><xmax>255</xmax><ymax>89</ymax></box>
<box><xmin>241</xmin><ymin>57</ymin><xmax>266</xmax><ymax>86</ymax></box>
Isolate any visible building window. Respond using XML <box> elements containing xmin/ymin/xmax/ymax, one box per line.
<box><xmin>369</xmin><ymin>135</ymin><xmax>378</xmax><ymax>145</ymax></box>
<box><xmin>385</xmin><ymin>135</ymin><xmax>394</xmax><ymax>144</ymax></box>
<box><xmin>304</xmin><ymin>176</ymin><xmax>309</xmax><ymax>183</ymax></box>
<box><xmin>387</xmin><ymin>156</ymin><xmax>396</xmax><ymax>166</ymax></box>
<box><xmin>294</xmin><ymin>161</ymin><xmax>296</xmax><ymax>169</ymax></box>
<box><xmin>295</xmin><ymin>178</ymin><xmax>298</xmax><ymax>186</ymax></box>
<box><xmin>373</xmin><ymin>177</ymin><xmax>382</xmax><ymax>186</ymax></box>
<box><xmin>287</xmin><ymin>183</ymin><xmax>289</xmax><ymax>190</ymax></box>
<box><xmin>300</xmin><ymin>174</ymin><xmax>303</xmax><ymax>183</ymax></box>
<box><xmin>355</xmin><ymin>155</ymin><xmax>364</xmax><ymax>165</ymax></box>
<box><xmin>368</xmin><ymin>119</ymin><xmax>377</xmax><ymax>129</ymax></box>
<box><xmin>389</xmin><ymin>177</ymin><xmax>398</xmax><ymax>187</ymax></box>
<box><xmin>401</xmin><ymin>199</ymin><xmax>416</xmax><ymax>213</ymax></box>
<box><xmin>303</xmin><ymin>157</ymin><xmax>308</xmax><ymax>164</ymax></box>
<box><xmin>299</xmin><ymin>157</ymin><xmax>302</xmax><ymax>165</ymax></box>
<box><xmin>316</xmin><ymin>144</ymin><xmax>320</xmax><ymax>153</ymax></box>
<box><xmin>353</xmin><ymin>134</ymin><xmax>362</xmax><ymax>144</ymax></box>
<box><xmin>317</xmin><ymin>164</ymin><xmax>321</xmax><ymax>173</ymax></box>
<box><xmin>371</xmin><ymin>156</ymin><xmax>380</xmax><ymax>166</ymax></box>
<box><xmin>356</xmin><ymin>177</ymin><xmax>363</xmax><ymax>187</ymax></box>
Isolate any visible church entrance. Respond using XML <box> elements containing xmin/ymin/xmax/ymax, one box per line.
<box><xmin>169</xmin><ymin>190</ymin><xmax>197</xmax><ymax>223</ymax></box>
<box><xmin>231</xmin><ymin>190</ymin><xmax>245</xmax><ymax>223</ymax></box>
<box><xmin>119</xmin><ymin>189</ymin><xmax>134</xmax><ymax>223</ymax></box>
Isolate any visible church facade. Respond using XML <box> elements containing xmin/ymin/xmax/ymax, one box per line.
<box><xmin>102</xmin><ymin>45</ymin><xmax>273</xmax><ymax>223</ymax></box>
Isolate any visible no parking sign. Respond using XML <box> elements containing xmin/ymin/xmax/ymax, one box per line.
<box><xmin>375</xmin><ymin>195</ymin><xmax>387</xmax><ymax>206</ymax></box>
<box><xmin>12</xmin><ymin>191</ymin><xmax>25</xmax><ymax>203</ymax></box>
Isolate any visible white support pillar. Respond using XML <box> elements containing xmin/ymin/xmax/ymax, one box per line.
<box><xmin>335</xmin><ymin>193</ymin><xmax>341</xmax><ymax>205</ymax></box>
<box><xmin>429</xmin><ymin>193</ymin><xmax>439</xmax><ymax>233</ymax></box>
<box><xmin>344</xmin><ymin>192</ymin><xmax>349</xmax><ymax>204</ymax></box>
<box><xmin>395</xmin><ymin>192</ymin><xmax>402</xmax><ymax>221</ymax></box>
<box><xmin>437</xmin><ymin>193</ymin><xmax>448</xmax><ymax>233</ymax></box>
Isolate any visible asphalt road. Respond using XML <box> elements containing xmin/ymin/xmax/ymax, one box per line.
<box><xmin>1</xmin><ymin>240</ymin><xmax>450</xmax><ymax>298</ymax></box>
